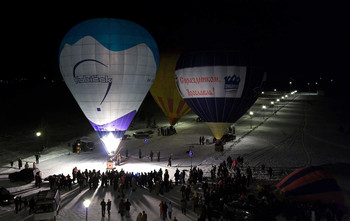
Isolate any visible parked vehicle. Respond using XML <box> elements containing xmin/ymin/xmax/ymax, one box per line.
<box><xmin>9</xmin><ymin>168</ymin><xmax>40</xmax><ymax>183</ymax></box>
<box><xmin>133</xmin><ymin>130</ymin><xmax>153</xmax><ymax>139</ymax></box>
<box><xmin>72</xmin><ymin>137</ymin><xmax>94</xmax><ymax>152</ymax></box>
<box><xmin>34</xmin><ymin>189</ymin><xmax>61</xmax><ymax>221</ymax></box>
<box><xmin>0</xmin><ymin>187</ymin><xmax>15</xmax><ymax>206</ymax></box>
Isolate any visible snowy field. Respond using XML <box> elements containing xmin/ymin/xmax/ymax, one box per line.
<box><xmin>1</xmin><ymin>91</ymin><xmax>350</xmax><ymax>220</ymax></box>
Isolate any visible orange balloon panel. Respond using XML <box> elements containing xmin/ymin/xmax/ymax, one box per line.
<box><xmin>150</xmin><ymin>52</ymin><xmax>191</xmax><ymax>125</ymax></box>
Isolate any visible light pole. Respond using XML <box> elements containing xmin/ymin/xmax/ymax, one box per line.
<box><xmin>262</xmin><ymin>105</ymin><xmax>266</xmax><ymax>119</ymax></box>
<box><xmin>289</xmin><ymin>81</ymin><xmax>292</xmax><ymax>92</ymax></box>
<box><xmin>270</xmin><ymin>101</ymin><xmax>275</xmax><ymax>114</ymax></box>
<box><xmin>83</xmin><ymin>199</ymin><xmax>91</xmax><ymax>221</ymax></box>
<box><xmin>249</xmin><ymin>111</ymin><xmax>254</xmax><ymax>128</ymax></box>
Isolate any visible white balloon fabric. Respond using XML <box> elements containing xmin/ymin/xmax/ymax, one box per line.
<box><xmin>59</xmin><ymin>18</ymin><xmax>159</xmax><ymax>154</ymax></box>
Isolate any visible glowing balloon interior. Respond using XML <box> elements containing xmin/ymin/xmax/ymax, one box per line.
<box><xmin>175</xmin><ymin>50</ymin><xmax>265</xmax><ymax>139</ymax></box>
<box><xmin>59</xmin><ymin>18</ymin><xmax>159</xmax><ymax>155</ymax></box>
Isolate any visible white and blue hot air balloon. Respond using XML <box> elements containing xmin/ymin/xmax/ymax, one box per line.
<box><xmin>59</xmin><ymin>18</ymin><xmax>159</xmax><ymax>155</ymax></box>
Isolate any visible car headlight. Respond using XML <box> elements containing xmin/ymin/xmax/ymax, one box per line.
<box><xmin>4</xmin><ymin>199</ymin><xmax>8</xmax><ymax>202</ymax></box>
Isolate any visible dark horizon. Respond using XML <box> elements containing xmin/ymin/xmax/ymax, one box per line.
<box><xmin>1</xmin><ymin>1</ymin><xmax>349</xmax><ymax>92</ymax></box>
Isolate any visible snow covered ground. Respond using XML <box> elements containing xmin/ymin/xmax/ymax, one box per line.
<box><xmin>1</xmin><ymin>91</ymin><xmax>350</xmax><ymax>220</ymax></box>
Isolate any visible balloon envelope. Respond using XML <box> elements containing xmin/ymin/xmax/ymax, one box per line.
<box><xmin>59</xmin><ymin>18</ymin><xmax>159</xmax><ymax>154</ymax></box>
<box><xmin>175</xmin><ymin>50</ymin><xmax>265</xmax><ymax>139</ymax></box>
<box><xmin>276</xmin><ymin>164</ymin><xmax>350</xmax><ymax>213</ymax></box>
<box><xmin>150</xmin><ymin>51</ymin><xmax>191</xmax><ymax>125</ymax></box>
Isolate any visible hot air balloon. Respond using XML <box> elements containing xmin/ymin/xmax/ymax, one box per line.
<box><xmin>276</xmin><ymin>164</ymin><xmax>350</xmax><ymax>213</ymax></box>
<box><xmin>150</xmin><ymin>51</ymin><xmax>191</xmax><ymax>125</ymax></box>
<box><xmin>59</xmin><ymin>18</ymin><xmax>159</xmax><ymax>155</ymax></box>
<box><xmin>175</xmin><ymin>50</ymin><xmax>265</xmax><ymax>140</ymax></box>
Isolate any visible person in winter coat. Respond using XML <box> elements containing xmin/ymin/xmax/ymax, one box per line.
<box><xmin>131</xmin><ymin>176</ymin><xmax>137</xmax><ymax>191</ymax></box>
<box><xmin>107</xmin><ymin>199</ymin><xmax>111</xmax><ymax>216</ymax></box>
<box><xmin>162</xmin><ymin>201</ymin><xmax>168</xmax><ymax>220</ymax></box>
<box><xmin>25</xmin><ymin>162</ymin><xmax>29</xmax><ymax>169</ymax></box>
<box><xmin>136</xmin><ymin>212</ymin><xmax>142</xmax><ymax>221</ymax></box>
<box><xmin>159</xmin><ymin>201</ymin><xmax>163</xmax><ymax>218</ymax></box>
<box><xmin>167</xmin><ymin>156</ymin><xmax>172</xmax><ymax>167</ymax></box>
<box><xmin>167</xmin><ymin>202</ymin><xmax>173</xmax><ymax>219</ymax></box>
<box><xmin>119</xmin><ymin>198</ymin><xmax>125</xmax><ymax>218</ymax></box>
<box><xmin>35</xmin><ymin>172</ymin><xmax>42</xmax><ymax>188</ymax></box>
<box><xmin>150</xmin><ymin>150</ymin><xmax>153</xmax><ymax>161</ymax></box>
<box><xmin>124</xmin><ymin>199</ymin><xmax>131</xmax><ymax>218</ymax></box>
<box><xmin>18</xmin><ymin>158</ymin><xmax>22</xmax><ymax>169</ymax></box>
<box><xmin>100</xmin><ymin>199</ymin><xmax>106</xmax><ymax>217</ymax></box>
<box><xmin>142</xmin><ymin>211</ymin><xmax>147</xmax><ymax>221</ymax></box>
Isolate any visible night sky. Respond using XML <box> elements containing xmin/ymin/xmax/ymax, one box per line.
<box><xmin>1</xmin><ymin>0</ymin><xmax>349</xmax><ymax>92</ymax></box>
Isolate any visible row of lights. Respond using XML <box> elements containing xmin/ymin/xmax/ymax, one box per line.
<box><xmin>248</xmin><ymin>90</ymin><xmax>298</xmax><ymax>128</ymax></box>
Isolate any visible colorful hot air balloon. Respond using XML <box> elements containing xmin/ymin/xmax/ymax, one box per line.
<box><xmin>276</xmin><ymin>164</ymin><xmax>350</xmax><ymax>212</ymax></box>
<box><xmin>175</xmin><ymin>50</ymin><xmax>265</xmax><ymax>139</ymax></box>
<box><xmin>59</xmin><ymin>18</ymin><xmax>159</xmax><ymax>155</ymax></box>
<box><xmin>150</xmin><ymin>51</ymin><xmax>191</xmax><ymax>125</ymax></box>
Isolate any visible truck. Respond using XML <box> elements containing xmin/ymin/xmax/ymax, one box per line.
<box><xmin>34</xmin><ymin>189</ymin><xmax>61</xmax><ymax>221</ymax></box>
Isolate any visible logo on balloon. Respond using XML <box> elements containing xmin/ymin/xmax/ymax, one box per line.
<box><xmin>224</xmin><ymin>75</ymin><xmax>241</xmax><ymax>93</ymax></box>
<box><xmin>73</xmin><ymin>59</ymin><xmax>113</xmax><ymax>105</ymax></box>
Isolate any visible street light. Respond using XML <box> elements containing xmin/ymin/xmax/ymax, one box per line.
<box><xmin>83</xmin><ymin>199</ymin><xmax>91</xmax><ymax>221</ymax></box>
<box><xmin>262</xmin><ymin>105</ymin><xmax>266</xmax><ymax>119</ymax></box>
<box><xmin>276</xmin><ymin>99</ymin><xmax>280</xmax><ymax>102</ymax></box>
<box><xmin>289</xmin><ymin>81</ymin><xmax>292</xmax><ymax>92</ymax></box>
<box><xmin>36</xmin><ymin>132</ymin><xmax>42</xmax><ymax>137</ymax></box>
<box><xmin>249</xmin><ymin>111</ymin><xmax>254</xmax><ymax>129</ymax></box>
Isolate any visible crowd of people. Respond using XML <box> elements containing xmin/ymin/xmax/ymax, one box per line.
<box><xmin>8</xmin><ymin>151</ymin><xmax>348</xmax><ymax>221</ymax></box>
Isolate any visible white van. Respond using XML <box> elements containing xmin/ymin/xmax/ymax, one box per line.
<box><xmin>34</xmin><ymin>189</ymin><xmax>60</xmax><ymax>221</ymax></box>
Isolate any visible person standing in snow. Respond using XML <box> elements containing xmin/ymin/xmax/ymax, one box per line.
<box><xmin>167</xmin><ymin>201</ymin><xmax>173</xmax><ymax>220</ymax></box>
<box><xmin>157</xmin><ymin>151</ymin><xmax>160</xmax><ymax>162</ymax></box>
<box><xmin>107</xmin><ymin>199</ymin><xmax>111</xmax><ymax>216</ymax></box>
<box><xmin>159</xmin><ymin>201</ymin><xmax>163</xmax><ymax>218</ymax></box>
<box><xmin>124</xmin><ymin>199</ymin><xmax>131</xmax><ymax>218</ymax></box>
<box><xmin>136</xmin><ymin>212</ymin><xmax>142</xmax><ymax>221</ymax></box>
<box><xmin>268</xmin><ymin>167</ymin><xmax>273</xmax><ymax>179</ymax></box>
<box><xmin>131</xmin><ymin>176</ymin><xmax>137</xmax><ymax>192</ymax></box>
<box><xmin>150</xmin><ymin>150</ymin><xmax>153</xmax><ymax>161</ymax></box>
<box><xmin>18</xmin><ymin>158</ymin><xmax>22</xmax><ymax>169</ymax></box>
<box><xmin>139</xmin><ymin>149</ymin><xmax>142</xmax><ymax>159</ymax></box>
<box><xmin>168</xmin><ymin>155</ymin><xmax>172</xmax><ymax>167</ymax></box>
<box><xmin>35</xmin><ymin>154</ymin><xmax>39</xmax><ymax>164</ymax></box>
<box><xmin>142</xmin><ymin>211</ymin><xmax>147</xmax><ymax>221</ymax></box>
<box><xmin>35</xmin><ymin>172</ymin><xmax>42</xmax><ymax>188</ymax></box>
<box><xmin>100</xmin><ymin>199</ymin><xmax>106</xmax><ymax>217</ymax></box>
<box><xmin>162</xmin><ymin>201</ymin><xmax>168</xmax><ymax>220</ymax></box>
<box><xmin>119</xmin><ymin>198</ymin><xmax>125</xmax><ymax>218</ymax></box>
<box><xmin>10</xmin><ymin>160</ymin><xmax>13</xmax><ymax>168</ymax></box>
